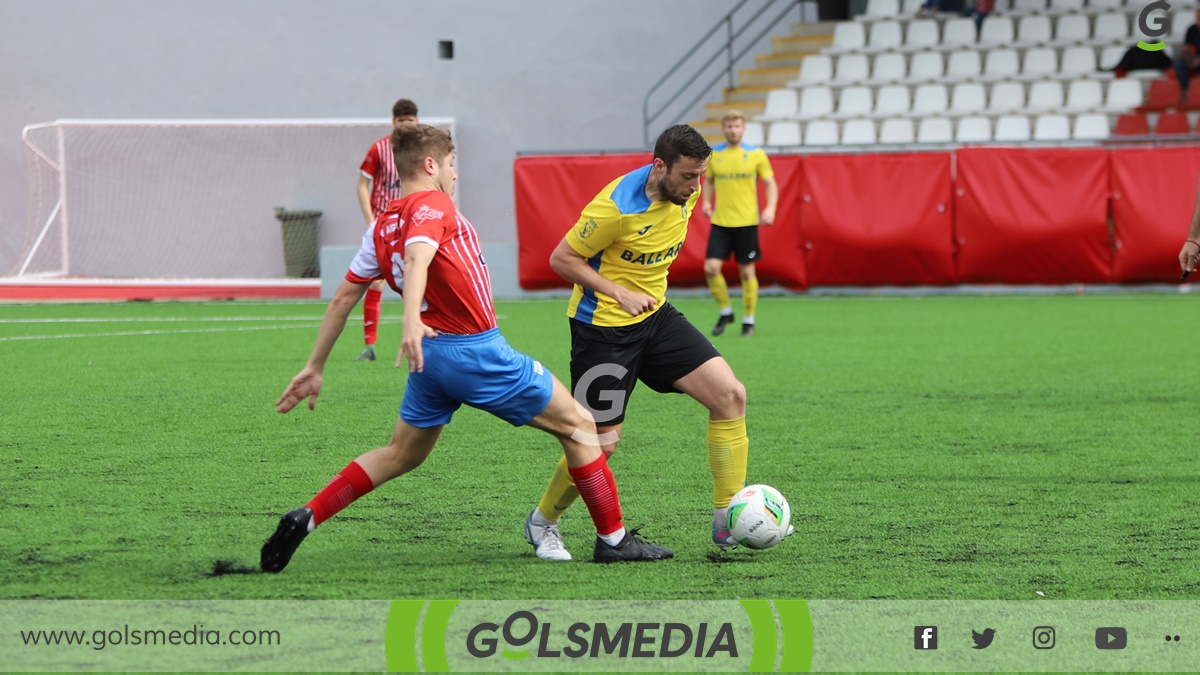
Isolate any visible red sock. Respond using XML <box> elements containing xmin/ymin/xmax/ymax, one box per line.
<box><xmin>306</xmin><ymin>461</ymin><xmax>374</xmax><ymax>526</ymax></box>
<box><xmin>363</xmin><ymin>288</ymin><xmax>382</xmax><ymax>345</ymax></box>
<box><xmin>568</xmin><ymin>455</ymin><xmax>624</xmax><ymax>536</ymax></box>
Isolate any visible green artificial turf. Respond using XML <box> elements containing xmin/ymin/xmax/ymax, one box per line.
<box><xmin>2</xmin><ymin>294</ymin><xmax>1199</xmax><ymax>601</ymax></box>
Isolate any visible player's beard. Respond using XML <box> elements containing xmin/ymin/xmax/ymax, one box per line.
<box><xmin>657</xmin><ymin>177</ymin><xmax>692</xmax><ymax>206</ymax></box>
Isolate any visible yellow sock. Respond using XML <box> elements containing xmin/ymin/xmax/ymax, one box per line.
<box><xmin>742</xmin><ymin>276</ymin><xmax>758</xmax><ymax>323</ymax></box>
<box><xmin>707</xmin><ymin>417</ymin><xmax>748</xmax><ymax>508</ymax></box>
<box><xmin>706</xmin><ymin>274</ymin><xmax>731</xmax><ymax>311</ymax></box>
<box><xmin>536</xmin><ymin>456</ymin><xmax>580</xmax><ymax>522</ymax></box>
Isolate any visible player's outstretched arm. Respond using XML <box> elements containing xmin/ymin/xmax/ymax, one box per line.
<box><xmin>549</xmin><ymin>239</ymin><xmax>657</xmax><ymax>317</ymax></box>
<box><xmin>399</xmin><ymin>242</ymin><xmax>439</xmax><ymax>373</ymax></box>
<box><xmin>276</xmin><ymin>279</ymin><xmax>369</xmax><ymax>413</ymax></box>
<box><xmin>761</xmin><ymin>176</ymin><xmax>779</xmax><ymax>226</ymax></box>
<box><xmin>701</xmin><ymin>176</ymin><xmax>715</xmax><ymax>218</ymax></box>
<box><xmin>1181</xmin><ymin>174</ymin><xmax>1200</xmax><ymax>273</ymax></box>
<box><xmin>356</xmin><ymin>175</ymin><xmax>375</xmax><ymax>225</ymax></box>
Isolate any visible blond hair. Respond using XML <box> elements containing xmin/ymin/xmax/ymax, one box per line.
<box><xmin>721</xmin><ymin>111</ymin><xmax>746</xmax><ymax>124</ymax></box>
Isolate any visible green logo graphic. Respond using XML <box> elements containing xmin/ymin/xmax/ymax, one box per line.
<box><xmin>1138</xmin><ymin>0</ymin><xmax>1172</xmax><ymax>51</ymax></box>
<box><xmin>384</xmin><ymin>600</ymin><xmax>812</xmax><ymax>672</ymax></box>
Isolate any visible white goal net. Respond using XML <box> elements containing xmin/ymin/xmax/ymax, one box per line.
<box><xmin>12</xmin><ymin>117</ymin><xmax>455</xmax><ymax>280</ymax></box>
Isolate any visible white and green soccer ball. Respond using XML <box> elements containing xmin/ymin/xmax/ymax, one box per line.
<box><xmin>727</xmin><ymin>484</ymin><xmax>792</xmax><ymax>550</ymax></box>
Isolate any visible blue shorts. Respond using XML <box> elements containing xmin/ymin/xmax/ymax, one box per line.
<box><xmin>400</xmin><ymin>328</ymin><xmax>554</xmax><ymax>428</ymax></box>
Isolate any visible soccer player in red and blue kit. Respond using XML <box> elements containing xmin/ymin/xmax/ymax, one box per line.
<box><xmin>352</xmin><ymin>98</ymin><xmax>418</xmax><ymax>362</ymax></box>
<box><xmin>262</xmin><ymin>123</ymin><xmax>671</xmax><ymax>572</ymax></box>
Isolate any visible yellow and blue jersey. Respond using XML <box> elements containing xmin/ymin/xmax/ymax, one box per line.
<box><xmin>705</xmin><ymin>142</ymin><xmax>774</xmax><ymax>228</ymax></box>
<box><xmin>564</xmin><ymin>164</ymin><xmax>700</xmax><ymax>327</ymax></box>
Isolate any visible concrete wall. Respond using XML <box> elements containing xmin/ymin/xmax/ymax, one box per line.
<box><xmin>0</xmin><ymin>0</ymin><xmax>801</xmax><ymax>294</ymax></box>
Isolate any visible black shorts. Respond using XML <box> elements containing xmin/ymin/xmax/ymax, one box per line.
<box><xmin>569</xmin><ymin>303</ymin><xmax>721</xmax><ymax>426</ymax></box>
<box><xmin>706</xmin><ymin>224</ymin><xmax>760</xmax><ymax>264</ymax></box>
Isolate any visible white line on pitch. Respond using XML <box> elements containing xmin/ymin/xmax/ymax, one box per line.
<box><xmin>0</xmin><ymin>323</ymin><xmax>324</xmax><ymax>341</ymax></box>
<box><xmin>0</xmin><ymin>316</ymin><xmax>327</xmax><ymax>324</ymax></box>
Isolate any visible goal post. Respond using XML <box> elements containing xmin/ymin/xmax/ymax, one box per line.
<box><xmin>12</xmin><ymin>117</ymin><xmax>456</xmax><ymax>282</ymax></box>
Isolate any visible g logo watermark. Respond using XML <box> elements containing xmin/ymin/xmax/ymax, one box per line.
<box><xmin>1138</xmin><ymin>0</ymin><xmax>1172</xmax><ymax>51</ymax></box>
<box><xmin>574</xmin><ymin>363</ymin><xmax>628</xmax><ymax>425</ymax></box>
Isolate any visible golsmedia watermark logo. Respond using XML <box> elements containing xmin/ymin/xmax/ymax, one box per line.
<box><xmin>384</xmin><ymin>599</ymin><xmax>812</xmax><ymax>672</ymax></box>
<box><xmin>1138</xmin><ymin>1</ymin><xmax>1172</xmax><ymax>51</ymax></box>
<box><xmin>465</xmin><ymin>610</ymin><xmax>738</xmax><ymax>660</ymax></box>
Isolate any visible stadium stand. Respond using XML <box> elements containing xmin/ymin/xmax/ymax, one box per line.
<box><xmin>690</xmin><ymin>0</ymin><xmax>1200</xmax><ymax>147</ymax></box>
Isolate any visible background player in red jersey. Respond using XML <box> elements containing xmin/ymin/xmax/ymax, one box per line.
<box><xmin>353</xmin><ymin>98</ymin><xmax>419</xmax><ymax>362</ymax></box>
<box><xmin>261</xmin><ymin>124</ymin><xmax>672</xmax><ymax>572</ymax></box>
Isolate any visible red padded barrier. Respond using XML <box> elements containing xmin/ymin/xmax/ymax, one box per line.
<box><xmin>955</xmin><ymin>147</ymin><xmax>1113</xmax><ymax>284</ymax></box>
<box><xmin>692</xmin><ymin>154</ymin><xmax>807</xmax><ymax>290</ymax></box>
<box><xmin>1110</xmin><ymin>146</ymin><xmax>1200</xmax><ymax>282</ymax></box>
<box><xmin>514</xmin><ymin>153</ymin><xmax>806</xmax><ymax>290</ymax></box>
<box><xmin>513</xmin><ymin>153</ymin><xmax>649</xmax><ymax>289</ymax></box>
<box><xmin>799</xmin><ymin>152</ymin><xmax>955</xmax><ymax>286</ymax></box>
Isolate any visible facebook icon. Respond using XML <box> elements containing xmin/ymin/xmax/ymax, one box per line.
<box><xmin>915</xmin><ymin>626</ymin><xmax>939</xmax><ymax>650</ymax></box>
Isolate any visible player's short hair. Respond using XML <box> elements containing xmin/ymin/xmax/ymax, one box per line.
<box><xmin>653</xmin><ymin>124</ymin><xmax>712</xmax><ymax>168</ymax></box>
<box><xmin>392</xmin><ymin>98</ymin><xmax>419</xmax><ymax>119</ymax></box>
<box><xmin>721</xmin><ymin>111</ymin><xmax>746</xmax><ymax>124</ymax></box>
<box><xmin>391</xmin><ymin>124</ymin><xmax>454</xmax><ymax>181</ymax></box>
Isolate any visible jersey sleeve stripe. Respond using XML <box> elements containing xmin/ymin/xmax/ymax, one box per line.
<box><xmin>448</xmin><ymin>216</ymin><xmax>495</xmax><ymax>326</ymax></box>
<box><xmin>405</xmin><ymin>235</ymin><xmax>440</xmax><ymax>250</ymax></box>
<box><xmin>459</xmin><ymin>216</ymin><xmax>498</xmax><ymax>326</ymax></box>
<box><xmin>573</xmin><ymin>252</ymin><xmax>604</xmax><ymax>324</ymax></box>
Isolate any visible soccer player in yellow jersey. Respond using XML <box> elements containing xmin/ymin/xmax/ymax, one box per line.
<box><xmin>701</xmin><ymin>111</ymin><xmax>778</xmax><ymax>337</ymax></box>
<box><xmin>522</xmin><ymin>125</ymin><xmax>789</xmax><ymax>560</ymax></box>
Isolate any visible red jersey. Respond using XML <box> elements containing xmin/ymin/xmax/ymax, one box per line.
<box><xmin>359</xmin><ymin>136</ymin><xmax>402</xmax><ymax>217</ymax></box>
<box><xmin>346</xmin><ymin>190</ymin><xmax>497</xmax><ymax>335</ymax></box>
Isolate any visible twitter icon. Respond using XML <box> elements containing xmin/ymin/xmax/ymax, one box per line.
<box><xmin>972</xmin><ymin>628</ymin><xmax>996</xmax><ymax>649</ymax></box>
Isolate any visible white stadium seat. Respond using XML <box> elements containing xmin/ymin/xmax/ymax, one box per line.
<box><xmin>1054</xmin><ymin>14</ymin><xmax>1091</xmax><ymax>45</ymax></box>
<box><xmin>1064</xmin><ymin>79</ymin><xmax>1104</xmax><ymax>112</ymax></box>
<box><xmin>1089</xmin><ymin>0</ymin><xmax>1125</xmax><ymax>9</ymax></box>
<box><xmin>870</xmin><ymin>52</ymin><xmax>908</xmax><ymax>83</ymax></box>
<box><xmin>1102</xmin><ymin>79</ymin><xmax>1144</xmax><ymax>111</ymax></box>
<box><xmin>945</xmin><ymin>50</ymin><xmax>982</xmax><ymax>80</ymax></box>
<box><xmin>1017</xmin><ymin>16</ymin><xmax>1053</xmax><ymax>45</ymax></box>
<box><xmin>994</xmin><ymin>115</ymin><xmax>1033</xmax><ymax>141</ymax></box>
<box><xmin>1049</xmin><ymin>0</ymin><xmax>1085</xmax><ymax>10</ymax></box>
<box><xmin>1020</xmin><ymin>48</ymin><xmax>1058</xmax><ymax>80</ymax></box>
<box><xmin>1098</xmin><ymin>45</ymin><xmax>1125</xmax><ymax>70</ymax></box>
<box><xmin>905</xmin><ymin>20</ymin><xmax>941</xmax><ymax>50</ymax></box>
<box><xmin>804</xmin><ymin>120</ymin><xmax>840</xmax><ymax>145</ymax></box>
<box><xmin>875</xmin><ymin>85</ymin><xmax>912</xmax><ymax>116</ymax></box>
<box><xmin>1060</xmin><ymin>46</ymin><xmax>1098</xmax><ymax>77</ymax></box>
<box><xmin>912</xmin><ymin>84</ymin><xmax>950</xmax><ymax>115</ymax></box>
<box><xmin>759</xmin><ymin>88</ymin><xmax>799</xmax><ymax>121</ymax></box>
<box><xmin>742</xmin><ymin>122</ymin><xmax>765</xmax><ymax>147</ymax></box>
<box><xmin>868</xmin><ymin>21</ymin><xmax>904</xmax><ymax>51</ymax></box>
<box><xmin>1026</xmin><ymin>80</ymin><xmax>1065</xmax><ymax>113</ymax></box>
<box><xmin>1009</xmin><ymin>0</ymin><xmax>1047</xmax><ymax>14</ymax></box>
<box><xmin>908</xmin><ymin>51</ymin><xmax>946</xmax><ymax>81</ymax></box>
<box><xmin>829</xmin><ymin>22</ymin><xmax>867</xmax><ymax>53</ymax></box>
<box><xmin>942</xmin><ymin>18</ymin><xmax>979</xmax><ymax>48</ymax></box>
<box><xmin>834</xmin><ymin>86</ymin><xmax>875</xmax><ymax>118</ymax></box>
<box><xmin>989</xmin><ymin>81</ymin><xmax>1027</xmax><ymax>113</ymax></box>
<box><xmin>981</xmin><ymin>49</ymin><xmax>1021</xmax><ymax>81</ymax></box>
<box><xmin>766</xmin><ymin>120</ymin><xmax>802</xmax><ymax>146</ymax></box>
<box><xmin>917</xmin><ymin>117</ymin><xmax>954</xmax><ymax>143</ymax></box>
<box><xmin>842</xmin><ymin>119</ymin><xmax>878</xmax><ymax>144</ymax></box>
<box><xmin>1072</xmin><ymin>113</ymin><xmax>1110</xmax><ymax>140</ymax></box>
<box><xmin>832</xmin><ymin>54</ymin><xmax>871</xmax><ymax>85</ymax></box>
<box><xmin>979</xmin><ymin>17</ymin><xmax>1015</xmax><ymax>46</ymax></box>
<box><xmin>1093</xmin><ymin>13</ymin><xmax>1130</xmax><ymax>42</ymax></box>
<box><xmin>879</xmin><ymin>117</ymin><xmax>916</xmax><ymax>143</ymax></box>
<box><xmin>1033</xmin><ymin>114</ymin><xmax>1071</xmax><ymax>140</ymax></box>
<box><xmin>950</xmin><ymin>82</ymin><xmax>988</xmax><ymax>114</ymax></box>
<box><xmin>795</xmin><ymin>55</ymin><xmax>833</xmax><ymax>86</ymax></box>
<box><xmin>956</xmin><ymin>116</ymin><xmax>993</xmax><ymax>142</ymax></box>
<box><xmin>863</xmin><ymin>0</ymin><xmax>901</xmax><ymax>18</ymax></box>
<box><xmin>797</xmin><ymin>86</ymin><xmax>836</xmax><ymax>119</ymax></box>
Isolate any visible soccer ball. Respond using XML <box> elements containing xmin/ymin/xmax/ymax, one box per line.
<box><xmin>727</xmin><ymin>484</ymin><xmax>791</xmax><ymax>550</ymax></box>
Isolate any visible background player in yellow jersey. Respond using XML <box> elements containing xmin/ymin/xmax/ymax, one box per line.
<box><xmin>701</xmin><ymin>111</ymin><xmax>778</xmax><ymax>337</ymax></box>
<box><xmin>522</xmin><ymin>125</ymin><xmax>783</xmax><ymax>560</ymax></box>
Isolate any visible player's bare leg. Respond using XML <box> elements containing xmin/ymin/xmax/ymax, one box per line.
<box><xmin>674</xmin><ymin>356</ymin><xmax>749</xmax><ymax>549</ymax></box>
<box><xmin>525</xmin><ymin>378</ymin><xmax>671</xmax><ymax>563</ymax></box>
<box><xmin>261</xmin><ymin>420</ymin><xmax>442</xmax><ymax>573</ymax></box>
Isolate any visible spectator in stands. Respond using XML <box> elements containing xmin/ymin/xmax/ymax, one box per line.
<box><xmin>917</xmin><ymin>0</ymin><xmax>991</xmax><ymax>29</ymax></box>
<box><xmin>1173</xmin><ymin>9</ymin><xmax>1200</xmax><ymax>95</ymax></box>
<box><xmin>354</xmin><ymin>98</ymin><xmax>419</xmax><ymax>362</ymax></box>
